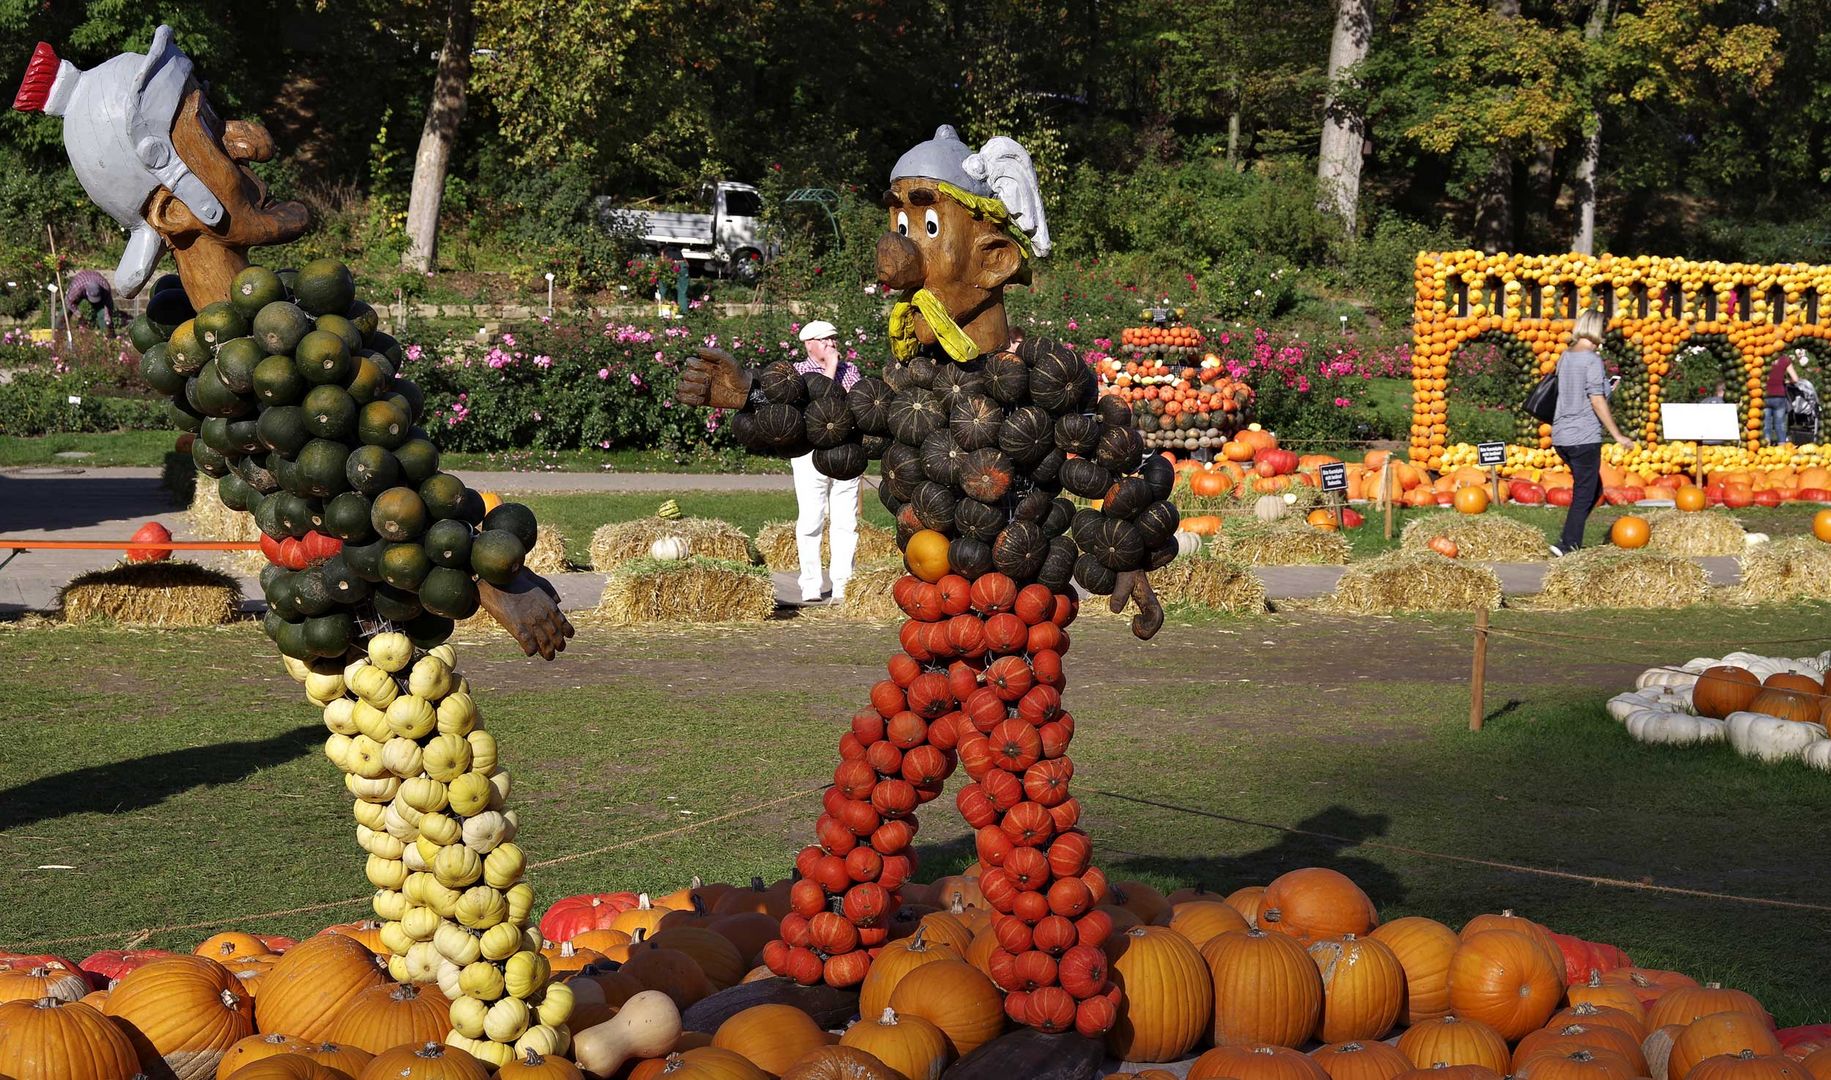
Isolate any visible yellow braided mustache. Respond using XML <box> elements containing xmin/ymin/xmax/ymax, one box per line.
<box><xmin>888</xmin><ymin>288</ymin><xmax>981</xmax><ymax>363</ymax></box>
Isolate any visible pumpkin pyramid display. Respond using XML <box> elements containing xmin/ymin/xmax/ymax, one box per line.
<box><xmin>678</xmin><ymin>127</ymin><xmax>1179</xmax><ymax>1036</ymax></box>
<box><xmin>124</xmin><ymin>261</ymin><xmax>567</xmax><ymax>1067</ymax></box>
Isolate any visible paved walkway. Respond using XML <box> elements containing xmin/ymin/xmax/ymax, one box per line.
<box><xmin>0</xmin><ymin>467</ymin><xmax>1745</xmax><ymax>616</ymax></box>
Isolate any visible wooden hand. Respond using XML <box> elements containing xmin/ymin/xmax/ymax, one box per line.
<box><xmin>1108</xmin><ymin>571</ymin><xmax>1164</xmax><ymax>641</ymax></box>
<box><xmin>679</xmin><ymin>347</ymin><xmax>754</xmax><ymax>409</ymax></box>
<box><xmin>476</xmin><ymin>569</ymin><xmax>574</xmax><ymax>659</ymax></box>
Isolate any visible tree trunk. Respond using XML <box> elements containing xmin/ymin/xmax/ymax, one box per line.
<box><xmin>1226</xmin><ymin>108</ymin><xmax>1242</xmax><ymax>171</ymax></box>
<box><xmin>1473</xmin><ymin>0</ymin><xmax>1521</xmax><ymax>253</ymax></box>
<box><xmin>401</xmin><ymin>0</ymin><xmax>475</xmax><ymax>274</ymax></box>
<box><xmin>1317</xmin><ymin>0</ymin><xmax>1375</xmax><ymax>231</ymax></box>
<box><xmin>1571</xmin><ymin>0</ymin><xmax>1614</xmax><ymax>254</ymax></box>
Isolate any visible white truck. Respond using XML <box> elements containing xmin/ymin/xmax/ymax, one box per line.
<box><xmin>596</xmin><ymin>181</ymin><xmax>771</xmax><ymax>283</ymax></box>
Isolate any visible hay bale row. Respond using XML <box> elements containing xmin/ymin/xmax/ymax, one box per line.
<box><xmin>754</xmin><ymin>520</ymin><xmax>899</xmax><ymax>573</ymax></box>
<box><xmin>589</xmin><ymin>517</ymin><xmax>754</xmax><ymax>572</ymax></box>
<box><xmin>1733</xmin><ymin>536</ymin><xmax>1831</xmax><ymax>604</ymax></box>
<box><xmin>1643</xmin><ymin>509</ymin><xmax>1748</xmax><ymax>557</ymax></box>
<box><xmin>596</xmin><ymin>557</ymin><xmax>776</xmax><ymax>625</ymax></box>
<box><xmin>59</xmin><ymin>562</ymin><xmax>242</xmax><ymax>627</ymax></box>
<box><xmin>1215</xmin><ymin>519</ymin><xmax>1351</xmax><ymax>566</ymax></box>
<box><xmin>523</xmin><ymin>524</ymin><xmax>572</xmax><ymax>575</ymax></box>
<box><xmin>1534</xmin><ymin>548</ymin><xmax>1711</xmax><ymax>610</ymax></box>
<box><xmin>1324</xmin><ymin>550</ymin><xmax>1502</xmax><ymax>615</ymax></box>
<box><xmin>1399</xmin><ymin>512</ymin><xmax>1549</xmax><ymax>562</ymax></box>
<box><xmin>839</xmin><ymin>561</ymin><xmax>908</xmax><ymax>621</ymax></box>
<box><xmin>1151</xmin><ymin>556</ymin><xmax>1269</xmax><ymax>614</ymax></box>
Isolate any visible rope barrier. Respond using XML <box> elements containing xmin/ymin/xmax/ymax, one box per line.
<box><xmin>1477</xmin><ymin>626</ymin><xmax>1831</xmax><ymax>702</ymax></box>
<box><xmin>1480</xmin><ymin>622</ymin><xmax>1829</xmax><ymax>651</ymax></box>
<box><xmin>11</xmin><ymin>785</ymin><xmax>828</xmax><ymax>951</ymax></box>
<box><xmin>1089</xmin><ymin>790</ymin><xmax>1831</xmax><ymax>913</ymax></box>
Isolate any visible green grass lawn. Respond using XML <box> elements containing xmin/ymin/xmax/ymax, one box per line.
<box><xmin>1</xmin><ymin>605</ymin><xmax>1827</xmax><ymax>1021</ymax></box>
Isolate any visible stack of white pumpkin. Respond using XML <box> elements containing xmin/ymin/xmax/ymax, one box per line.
<box><xmin>283</xmin><ymin>633</ymin><xmax>573</xmax><ymax>1066</ymax></box>
<box><xmin>1608</xmin><ymin>649</ymin><xmax>1831</xmax><ymax>769</ymax></box>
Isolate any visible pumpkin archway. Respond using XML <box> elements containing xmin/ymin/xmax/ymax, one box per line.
<box><xmin>1655</xmin><ymin>332</ymin><xmax>1747</xmax><ymax>436</ymax></box>
<box><xmin>1444</xmin><ymin>331</ymin><xmax>1542</xmax><ymax>446</ymax></box>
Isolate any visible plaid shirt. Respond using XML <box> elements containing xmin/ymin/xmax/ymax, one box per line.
<box><xmin>794</xmin><ymin>356</ymin><xmax>861</xmax><ymax>391</ymax></box>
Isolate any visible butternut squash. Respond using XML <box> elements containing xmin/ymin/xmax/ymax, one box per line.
<box><xmin>571</xmin><ymin>989</ymin><xmax>683</xmax><ymax>1076</ymax></box>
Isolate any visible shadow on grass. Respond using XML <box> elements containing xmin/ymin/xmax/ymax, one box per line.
<box><xmin>1105</xmin><ymin>802</ymin><xmax>1406</xmax><ymax>908</ymax></box>
<box><xmin>0</xmin><ymin>724</ymin><xmax>321</xmax><ymax>831</ymax></box>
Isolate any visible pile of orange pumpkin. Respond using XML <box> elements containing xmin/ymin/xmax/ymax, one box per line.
<box><xmin>4</xmin><ymin>863</ymin><xmax>1827</xmax><ymax>1080</ymax></box>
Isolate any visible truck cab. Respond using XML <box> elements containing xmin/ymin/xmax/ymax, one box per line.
<box><xmin>597</xmin><ymin>181</ymin><xmax>772</xmax><ymax>283</ymax></box>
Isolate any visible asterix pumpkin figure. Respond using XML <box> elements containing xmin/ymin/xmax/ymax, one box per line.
<box><xmin>677</xmin><ymin>126</ymin><xmax>1180</xmax><ymax>1037</ymax></box>
<box><xmin>18</xmin><ymin>28</ymin><xmax>571</xmax><ymax>1064</ymax></box>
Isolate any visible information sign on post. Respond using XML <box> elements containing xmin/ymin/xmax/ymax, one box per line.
<box><xmin>1477</xmin><ymin>441</ymin><xmax>1507</xmax><ymax>504</ymax></box>
<box><xmin>1319</xmin><ymin>462</ymin><xmax>1348</xmax><ymax>491</ymax></box>
<box><xmin>1661</xmin><ymin>404</ymin><xmax>1743</xmax><ymax>485</ymax></box>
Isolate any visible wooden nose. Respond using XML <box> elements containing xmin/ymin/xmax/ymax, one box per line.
<box><xmin>876</xmin><ymin>232</ymin><xmax>924</xmax><ymax>290</ymax></box>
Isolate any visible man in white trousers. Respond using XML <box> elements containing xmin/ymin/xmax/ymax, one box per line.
<box><xmin>790</xmin><ymin>321</ymin><xmax>862</xmax><ymax>604</ymax></box>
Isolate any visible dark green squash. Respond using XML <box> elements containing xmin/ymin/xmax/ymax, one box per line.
<box><xmin>992</xmin><ymin>520</ymin><xmax>1046</xmax><ymax>581</ymax></box>
<box><xmin>814</xmin><ymin>443</ymin><xmax>868</xmax><ymax>481</ymax></box>
<box><xmin>847</xmin><ymin>378</ymin><xmax>894</xmax><ymax>434</ymax></box>
<box><xmin>758</xmin><ymin>359</ymin><xmax>807</xmax><ymax>405</ymax></box>
<box><xmin>803</xmin><ymin>393</ymin><xmax>855</xmax><ymax>450</ymax></box>
<box><xmin>950</xmin><ymin>394</ymin><xmax>1006</xmax><ymax>451</ymax></box>
<box><xmin>959</xmin><ymin>448</ymin><xmax>1015</xmax><ymax>503</ymax></box>
<box><xmin>998</xmin><ymin>404</ymin><xmax>1055</xmax><ymax>466</ymax></box>
<box><xmin>1101</xmin><ymin>476</ymin><xmax>1153</xmax><ymax>520</ymax></box>
<box><xmin>1058</xmin><ymin>456</ymin><xmax>1111</xmax><ymax>499</ymax></box>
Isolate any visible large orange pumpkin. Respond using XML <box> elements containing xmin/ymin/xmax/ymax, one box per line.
<box><xmin>1257</xmin><ymin>869</ymin><xmax>1377</xmax><ymax>944</ymax></box>
<box><xmin>859</xmin><ymin>927</ymin><xmax>960</xmax><ymax>1020</ymax></box>
<box><xmin>1548</xmin><ymin>1002</ymin><xmax>1648</xmax><ymax>1042</ymax></box>
<box><xmin>1189</xmin><ymin>1044</ymin><xmax>1331</xmax><ymax>1080</ymax></box>
<box><xmin>1396</xmin><ymin>1015</ymin><xmax>1512</xmax><ymax>1073</ymax></box>
<box><xmin>837</xmin><ymin>1008</ymin><xmax>949</xmax><ymax>1080</ymax></box>
<box><xmin>328</xmin><ymin>982</ymin><xmax>450</xmax><ymax>1054</ymax></box>
<box><xmin>1225</xmin><ymin>886</ymin><xmax>1267</xmax><ymax>926</ymax></box>
<box><xmin>496</xmin><ymin>1050</ymin><xmax>587</xmax><ymax>1080</ymax></box>
<box><xmin>886</xmin><ymin>960</ymin><xmax>1005</xmax><ymax>1059</ymax></box>
<box><xmin>1456</xmin><ymin>911</ymin><xmax>1564</xmax><ymax>974</ymax></box>
<box><xmin>645</xmin><ymin>927</ymin><xmax>748</xmax><ymax>991</ymax></box>
<box><xmin>1685</xmin><ymin>1052</ymin><xmax>1812</xmax><ymax>1080</ymax></box>
<box><xmin>1675</xmin><ymin>486</ymin><xmax>1708</xmax><ymax>512</ymax></box>
<box><xmin>1447</xmin><ymin>930</ymin><xmax>1564</xmax><ymax>1040</ymax></box>
<box><xmin>1107</xmin><ymin>926</ymin><xmax>1213</xmax><ymax>1063</ymax></box>
<box><xmin>1693</xmin><ymin>668</ymin><xmax>1763</xmax><ymax>720</ymax></box>
<box><xmin>0</xmin><ymin>962</ymin><xmax>90</xmax><ymax>1005</ymax></box>
<box><xmin>1564</xmin><ymin>976</ymin><xmax>1651</xmax><ymax>1029</ymax></box>
<box><xmin>1746</xmin><ymin>688</ymin><xmax>1822</xmax><ymax>725</ymax></box>
<box><xmin>706</xmin><ymin>913</ymin><xmax>780</xmax><ymax>967</ymax></box>
<box><xmin>1514</xmin><ymin>1024</ymin><xmax>1649</xmax><ymax>1074</ymax></box>
<box><xmin>0</xmin><ymin>997</ymin><xmax>143</xmax><ymax>1080</ymax></box>
<box><xmin>194</xmin><ymin>933</ymin><xmax>273</xmax><ymax>964</ymax></box>
<box><xmin>1311</xmin><ymin>1041</ymin><xmax>1414</xmax><ymax>1080</ymax></box>
<box><xmin>712</xmin><ymin>1003</ymin><xmax>837</xmax><ymax>1074</ymax></box>
<box><xmin>1369</xmin><ymin>917</ymin><xmax>1458</xmax><ymax>1024</ymax></box>
<box><xmin>1169</xmin><ymin>901</ymin><xmax>1251</xmax><ymax>948</ymax></box>
<box><xmin>1666</xmin><ymin>1012</ymin><xmax>1784</xmax><ymax>1080</ymax></box>
<box><xmin>1648</xmin><ymin>984</ymin><xmax>1774</xmax><ymax>1030</ymax></box>
<box><xmin>104</xmin><ymin>954</ymin><xmax>254</xmax><ymax>1080</ymax></box>
<box><xmin>1813</xmin><ymin>508</ymin><xmax>1831</xmax><ymax>543</ymax></box>
<box><xmin>1201</xmin><ymin>928</ymin><xmax>1324</xmax><ymax>1049</ymax></box>
<box><xmin>288</xmin><ymin>1041</ymin><xmax>372</xmax><ymax>1076</ymax></box>
<box><xmin>621</xmin><ymin>946</ymin><xmax>715</xmax><ymax>1010</ymax></box>
<box><xmin>219</xmin><ymin>1055</ymin><xmax>356</xmax><ymax>1080</ymax></box>
<box><xmin>1391</xmin><ymin>1068</ymin><xmax>1502</xmax><ymax>1080</ymax></box>
<box><xmin>1609</xmin><ymin>516</ymin><xmax>1650</xmax><ymax>548</ymax></box>
<box><xmin>353</xmin><ymin>1042</ymin><xmax>489</xmax><ymax>1079</ymax></box>
<box><xmin>779</xmin><ymin>1046</ymin><xmax>904</xmax><ymax>1080</ymax></box>
<box><xmin>219</xmin><ymin>1033</ymin><xmax>313</xmax><ymax>1078</ymax></box>
<box><xmin>1309</xmin><ymin>935</ymin><xmax>1404</xmax><ymax>1043</ymax></box>
<box><xmin>255</xmin><ymin>933</ymin><xmax>388</xmax><ymax>1042</ymax></box>
<box><xmin>1512</xmin><ymin>1048</ymin><xmax>1639</xmax><ymax>1080</ymax></box>
<box><xmin>1453</xmin><ymin>486</ymin><xmax>1490</xmax><ymax>515</ymax></box>
<box><xmin>1599</xmin><ymin>967</ymin><xmax>1699</xmax><ymax>1007</ymax></box>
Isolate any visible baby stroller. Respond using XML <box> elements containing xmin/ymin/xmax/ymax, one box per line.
<box><xmin>1789</xmin><ymin>378</ymin><xmax>1821</xmax><ymax>445</ymax></box>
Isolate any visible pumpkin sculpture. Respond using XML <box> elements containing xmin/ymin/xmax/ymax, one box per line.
<box><xmin>675</xmin><ymin>125</ymin><xmax>1173</xmax><ymax>1037</ymax></box>
<box><xmin>20</xmin><ymin>25</ymin><xmax>575</xmax><ymax>1065</ymax></box>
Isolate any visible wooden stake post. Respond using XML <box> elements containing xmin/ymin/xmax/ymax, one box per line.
<box><xmin>1382</xmin><ymin>462</ymin><xmax>1396</xmax><ymax>541</ymax></box>
<box><xmin>1478</xmin><ymin>441</ymin><xmax>1507</xmax><ymax>508</ymax></box>
<box><xmin>1469</xmin><ymin>606</ymin><xmax>1490</xmax><ymax>731</ymax></box>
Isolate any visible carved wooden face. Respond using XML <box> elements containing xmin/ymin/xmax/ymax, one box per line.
<box><xmin>145</xmin><ymin>86</ymin><xmax>309</xmax><ymax>253</ymax></box>
<box><xmin>877</xmin><ymin>178</ymin><xmax>1024</xmax><ymax>355</ymax></box>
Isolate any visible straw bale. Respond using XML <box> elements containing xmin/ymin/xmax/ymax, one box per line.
<box><xmin>1643</xmin><ymin>509</ymin><xmax>1747</xmax><ymax>557</ymax></box>
<box><xmin>596</xmin><ymin>557</ymin><xmax>776</xmax><ymax>625</ymax></box>
<box><xmin>1535</xmin><ymin>547</ymin><xmax>1711</xmax><ymax>610</ymax></box>
<box><xmin>59</xmin><ymin>561</ymin><xmax>243</xmax><ymax>627</ymax></box>
<box><xmin>1731</xmin><ymin>536</ymin><xmax>1831</xmax><ymax>604</ymax></box>
<box><xmin>1151</xmin><ymin>556</ymin><xmax>1269</xmax><ymax>614</ymax></box>
<box><xmin>839</xmin><ymin>561</ymin><xmax>908</xmax><ymax>622</ymax></box>
<box><xmin>1400</xmin><ymin>512</ymin><xmax>1550</xmax><ymax>562</ymax></box>
<box><xmin>1215</xmin><ymin>519</ymin><xmax>1351</xmax><ymax>566</ymax></box>
<box><xmin>755</xmin><ymin>520</ymin><xmax>899</xmax><ymax>572</ymax></box>
<box><xmin>589</xmin><ymin>517</ymin><xmax>754</xmax><ymax>572</ymax></box>
<box><xmin>523</xmin><ymin>524</ymin><xmax>572</xmax><ymax>574</ymax></box>
<box><xmin>1324</xmin><ymin>550</ymin><xmax>1502</xmax><ymax>615</ymax></box>
<box><xmin>187</xmin><ymin>480</ymin><xmax>268</xmax><ymax>573</ymax></box>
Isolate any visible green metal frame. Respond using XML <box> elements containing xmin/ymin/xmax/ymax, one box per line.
<box><xmin>784</xmin><ymin>187</ymin><xmax>843</xmax><ymax>249</ymax></box>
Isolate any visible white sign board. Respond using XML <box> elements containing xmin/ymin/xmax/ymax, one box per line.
<box><xmin>1661</xmin><ymin>403</ymin><xmax>1741</xmax><ymax>442</ymax></box>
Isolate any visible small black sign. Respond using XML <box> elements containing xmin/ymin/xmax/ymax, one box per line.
<box><xmin>1319</xmin><ymin>462</ymin><xmax>1348</xmax><ymax>491</ymax></box>
<box><xmin>1477</xmin><ymin>441</ymin><xmax>1507</xmax><ymax>467</ymax></box>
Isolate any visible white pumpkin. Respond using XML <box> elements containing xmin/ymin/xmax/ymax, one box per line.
<box><xmin>1635</xmin><ymin>667</ymin><xmax>1699</xmax><ymax>690</ymax></box>
<box><xmin>1803</xmin><ymin>738</ymin><xmax>1831</xmax><ymax>772</ymax></box>
<box><xmin>1744</xmin><ymin>531</ymin><xmax>1770</xmax><ymax>547</ymax></box>
<box><xmin>1606</xmin><ymin>692</ymin><xmax>1654</xmax><ymax>722</ymax></box>
<box><xmin>1625</xmin><ymin>708</ymin><xmax>1724</xmax><ymax>746</ymax></box>
<box><xmin>1253</xmin><ymin>495</ymin><xmax>1287</xmax><ymax>522</ymax></box>
<box><xmin>1726</xmin><ymin>711</ymin><xmax>1828</xmax><ymax>763</ymax></box>
<box><xmin>650</xmin><ymin>535</ymin><xmax>691</xmax><ymax>560</ymax></box>
<box><xmin>1174</xmin><ymin>530</ymin><xmax>1203</xmax><ymax>558</ymax></box>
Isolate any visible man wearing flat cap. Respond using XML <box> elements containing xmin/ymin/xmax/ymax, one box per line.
<box><xmin>790</xmin><ymin>320</ymin><xmax>862</xmax><ymax>604</ymax></box>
